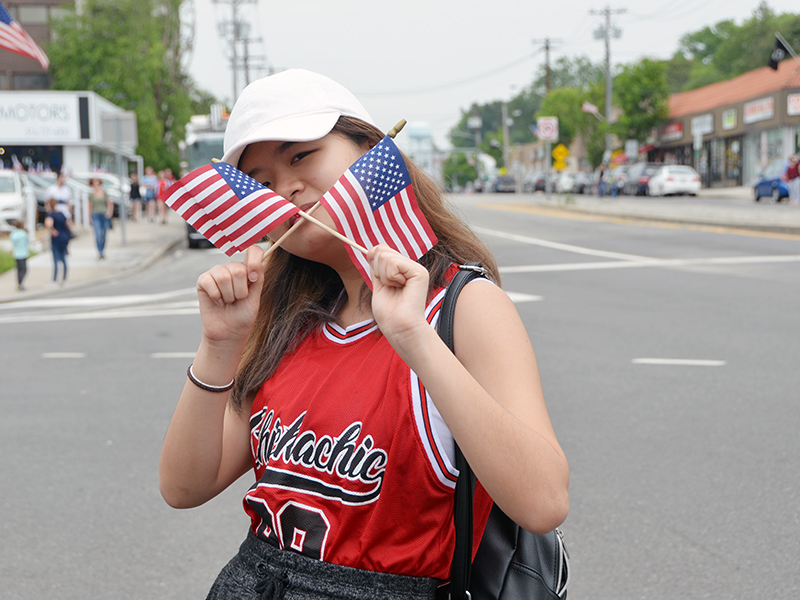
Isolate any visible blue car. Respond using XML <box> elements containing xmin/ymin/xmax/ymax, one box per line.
<box><xmin>754</xmin><ymin>160</ymin><xmax>789</xmax><ymax>202</ymax></box>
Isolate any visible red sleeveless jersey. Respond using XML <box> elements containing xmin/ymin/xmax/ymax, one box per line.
<box><xmin>244</xmin><ymin>271</ymin><xmax>493</xmax><ymax>580</ymax></box>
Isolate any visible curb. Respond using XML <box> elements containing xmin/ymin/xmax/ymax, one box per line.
<box><xmin>0</xmin><ymin>233</ymin><xmax>185</xmax><ymax>304</ymax></box>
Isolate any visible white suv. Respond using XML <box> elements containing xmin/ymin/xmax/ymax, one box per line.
<box><xmin>0</xmin><ymin>170</ymin><xmax>34</xmax><ymax>232</ymax></box>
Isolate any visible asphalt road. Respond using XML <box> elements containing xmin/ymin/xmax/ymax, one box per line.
<box><xmin>1</xmin><ymin>197</ymin><xmax>799</xmax><ymax>599</ymax></box>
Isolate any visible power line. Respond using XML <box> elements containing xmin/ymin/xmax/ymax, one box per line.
<box><xmin>355</xmin><ymin>51</ymin><xmax>540</xmax><ymax>97</ymax></box>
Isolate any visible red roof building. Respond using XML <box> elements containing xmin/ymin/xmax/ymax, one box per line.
<box><xmin>655</xmin><ymin>58</ymin><xmax>800</xmax><ymax>188</ymax></box>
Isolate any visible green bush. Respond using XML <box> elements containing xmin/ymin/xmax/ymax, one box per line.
<box><xmin>0</xmin><ymin>250</ymin><xmax>15</xmax><ymax>275</ymax></box>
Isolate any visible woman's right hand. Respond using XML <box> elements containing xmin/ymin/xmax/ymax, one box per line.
<box><xmin>195</xmin><ymin>245</ymin><xmax>265</xmax><ymax>346</ymax></box>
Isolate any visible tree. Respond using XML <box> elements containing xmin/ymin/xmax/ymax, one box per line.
<box><xmin>48</xmin><ymin>0</ymin><xmax>215</xmax><ymax>172</ymax></box>
<box><xmin>672</xmin><ymin>2</ymin><xmax>800</xmax><ymax>91</ymax></box>
<box><xmin>532</xmin><ymin>55</ymin><xmax>604</xmax><ymax>96</ymax></box>
<box><xmin>613</xmin><ymin>58</ymin><xmax>670</xmax><ymax>144</ymax></box>
<box><xmin>535</xmin><ymin>87</ymin><xmax>589</xmax><ymax>148</ymax></box>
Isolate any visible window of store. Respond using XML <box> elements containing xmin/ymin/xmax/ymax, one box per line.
<box><xmin>12</xmin><ymin>73</ymin><xmax>49</xmax><ymax>89</ymax></box>
<box><xmin>18</xmin><ymin>5</ymin><xmax>48</xmax><ymax>24</ymax></box>
<box><xmin>709</xmin><ymin>138</ymin><xmax>725</xmax><ymax>184</ymax></box>
<box><xmin>725</xmin><ymin>137</ymin><xmax>742</xmax><ymax>184</ymax></box>
<box><xmin>744</xmin><ymin>128</ymin><xmax>783</xmax><ymax>184</ymax></box>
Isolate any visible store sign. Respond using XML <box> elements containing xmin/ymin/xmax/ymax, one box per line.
<box><xmin>743</xmin><ymin>97</ymin><xmax>774</xmax><ymax>124</ymax></box>
<box><xmin>788</xmin><ymin>93</ymin><xmax>800</xmax><ymax>116</ymax></box>
<box><xmin>661</xmin><ymin>121</ymin><xmax>683</xmax><ymax>142</ymax></box>
<box><xmin>691</xmin><ymin>113</ymin><xmax>714</xmax><ymax>136</ymax></box>
<box><xmin>722</xmin><ymin>108</ymin><xmax>737</xmax><ymax>130</ymax></box>
<box><xmin>0</xmin><ymin>93</ymin><xmax>82</xmax><ymax>143</ymax></box>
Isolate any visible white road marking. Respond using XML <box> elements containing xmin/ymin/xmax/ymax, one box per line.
<box><xmin>41</xmin><ymin>352</ymin><xmax>87</xmax><ymax>359</ymax></box>
<box><xmin>151</xmin><ymin>352</ymin><xmax>197</xmax><ymax>358</ymax></box>
<box><xmin>505</xmin><ymin>292</ymin><xmax>543</xmax><ymax>303</ymax></box>
<box><xmin>500</xmin><ymin>254</ymin><xmax>800</xmax><ymax>274</ymax></box>
<box><xmin>0</xmin><ymin>288</ymin><xmax>197</xmax><ymax>311</ymax></box>
<box><xmin>0</xmin><ymin>302</ymin><xmax>199</xmax><ymax>324</ymax></box>
<box><xmin>474</xmin><ymin>227</ymin><xmax>653</xmax><ymax>262</ymax></box>
<box><xmin>632</xmin><ymin>358</ymin><xmax>727</xmax><ymax>366</ymax></box>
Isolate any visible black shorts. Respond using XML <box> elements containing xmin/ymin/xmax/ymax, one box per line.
<box><xmin>206</xmin><ymin>531</ymin><xmax>438</xmax><ymax>600</ymax></box>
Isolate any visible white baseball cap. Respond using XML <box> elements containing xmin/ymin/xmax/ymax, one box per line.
<box><xmin>222</xmin><ymin>69</ymin><xmax>375</xmax><ymax>168</ymax></box>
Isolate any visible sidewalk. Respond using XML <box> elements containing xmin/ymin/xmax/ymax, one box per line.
<box><xmin>0</xmin><ymin>217</ymin><xmax>186</xmax><ymax>303</ymax></box>
<box><xmin>514</xmin><ymin>186</ymin><xmax>800</xmax><ymax>235</ymax></box>
<box><xmin>3</xmin><ymin>187</ymin><xmax>800</xmax><ymax>303</ymax></box>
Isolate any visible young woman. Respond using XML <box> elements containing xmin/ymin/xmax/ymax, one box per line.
<box><xmin>44</xmin><ymin>197</ymin><xmax>72</xmax><ymax>284</ymax></box>
<box><xmin>89</xmin><ymin>178</ymin><xmax>114</xmax><ymax>259</ymax></box>
<box><xmin>159</xmin><ymin>69</ymin><xmax>568</xmax><ymax>600</ymax></box>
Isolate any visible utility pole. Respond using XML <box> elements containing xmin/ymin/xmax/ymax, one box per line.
<box><xmin>532</xmin><ymin>38</ymin><xmax>562</xmax><ymax>94</ymax></box>
<box><xmin>213</xmin><ymin>0</ymin><xmax>266</xmax><ymax>101</ymax></box>
<box><xmin>590</xmin><ymin>5</ymin><xmax>625</xmax><ymax>161</ymax></box>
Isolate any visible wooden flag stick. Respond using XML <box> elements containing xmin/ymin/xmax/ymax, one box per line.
<box><xmin>296</xmin><ymin>209</ymin><xmax>369</xmax><ymax>254</ymax></box>
<box><xmin>256</xmin><ymin>119</ymin><xmax>407</xmax><ymax>257</ymax></box>
<box><xmin>263</xmin><ymin>200</ymin><xmax>320</xmax><ymax>257</ymax></box>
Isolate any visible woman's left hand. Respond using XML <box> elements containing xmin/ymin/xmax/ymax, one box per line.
<box><xmin>368</xmin><ymin>244</ymin><xmax>430</xmax><ymax>350</ymax></box>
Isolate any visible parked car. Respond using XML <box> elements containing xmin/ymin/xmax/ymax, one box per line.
<box><xmin>623</xmin><ymin>162</ymin><xmax>663</xmax><ymax>196</ymax></box>
<box><xmin>571</xmin><ymin>171</ymin><xmax>593</xmax><ymax>194</ymax></box>
<box><xmin>647</xmin><ymin>165</ymin><xmax>701</xmax><ymax>196</ymax></box>
<box><xmin>522</xmin><ymin>172</ymin><xmax>546</xmax><ymax>193</ymax></box>
<box><xmin>556</xmin><ymin>172</ymin><xmax>577</xmax><ymax>194</ymax></box>
<box><xmin>753</xmin><ymin>160</ymin><xmax>789</xmax><ymax>202</ymax></box>
<box><xmin>608</xmin><ymin>165</ymin><xmax>629</xmax><ymax>195</ymax></box>
<box><xmin>27</xmin><ymin>172</ymin><xmax>93</xmax><ymax>223</ymax></box>
<box><xmin>492</xmin><ymin>174</ymin><xmax>516</xmax><ymax>193</ymax></box>
<box><xmin>0</xmin><ymin>170</ymin><xmax>34</xmax><ymax>231</ymax></box>
<box><xmin>187</xmin><ymin>223</ymin><xmax>215</xmax><ymax>249</ymax></box>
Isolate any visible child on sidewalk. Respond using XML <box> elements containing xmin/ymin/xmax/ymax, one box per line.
<box><xmin>10</xmin><ymin>220</ymin><xmax>30</xmax><ymax>291</ymax></box>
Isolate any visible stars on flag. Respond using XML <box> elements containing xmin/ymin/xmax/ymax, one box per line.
<box><xmin>350</xmin><ymin>138</ymin><xmax>410</xmax><ymax>211</ymax></box>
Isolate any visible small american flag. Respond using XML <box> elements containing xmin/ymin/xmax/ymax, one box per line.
<box><xmin>321</xmin><ymin>135</ymin><xmax>437</xmax><ymax>286</ymax></box>
<box><xmin>0</xmin><ymin>0</ymin><xmax>49</xmax><ymax>69</ymax></box>
<box><xmin>162</xmin><ymin>162</ymin><xmax>300</xmax><ymax>256</ymax></box>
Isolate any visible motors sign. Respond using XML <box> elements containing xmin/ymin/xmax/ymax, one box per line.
<box><xmin>0</xmin><ymin>93</ymin><xmax>82</xmax><ymax>143</ymax></box>
<box><xmin>536</xmin><ymin>117</ymin><xmax>559</xmax><ymax>141</ymax></box>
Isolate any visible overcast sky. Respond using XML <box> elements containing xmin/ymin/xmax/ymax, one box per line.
<box><xmin>187</xmin><ymin>0</ymin><xmax>798</xmax><ymax>148</ymax></box>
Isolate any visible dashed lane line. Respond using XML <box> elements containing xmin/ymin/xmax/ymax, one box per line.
<box><xmin>41</xmin><ymin>352</ymin><xmax>87</xmax><ymax>359</ymax></box>
<box><xmin>632</xmin><ymin>358</ymin><xmax>726</xmax><ymax>366</ymax></box>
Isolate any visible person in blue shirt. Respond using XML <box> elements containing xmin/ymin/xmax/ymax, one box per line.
<box><xmin>10</xmin><ymin>220</ymin><xmax>30</xmax><ymax>291</ymax></box>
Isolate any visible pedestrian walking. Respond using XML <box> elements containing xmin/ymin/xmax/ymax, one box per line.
<box><xmin>159</xmin><ymin>69</ymin><xmax>569</xmax><ymax>600</ymax></box>
<box><xmin>89</xmin><ymin>178</ymin><xmax>114</xmax><ymax>259</ymax></box>
<box><xmin>129</xmin><ymin>172</ymin><xmax>143</xmax><ymax>221</ymax></box>
<box><xmin>156</xmin><ymin>170</ymin><xmax>170</xmax><ymax>224</ymax></box>
<box><xmin>597</xmin><ymin>163</ymin><xmax>607</xmax><ymax>196</ymax></box>
<box><xmin>10</xmin><ymin>219</ymin><xmax>29</xmax><ymax>291</ymax></box>
<box><xmin>142</xmin><ymin>166</ymin><xmax>158</xmax><ymax>222</ymax></box>
<box><xmin>44</xmin><ymin>197</ymin><xmax>72</xmax><ymax>284</ymax></box>
<box><xmin>786</xmin><ymin>155</ymin><xmax>800</xmax><ymax>205</ymax></box>
<box><xmin>45</xmin><ymin>172</ymin><xmax>73</xmax><ymax>217</ymax></box>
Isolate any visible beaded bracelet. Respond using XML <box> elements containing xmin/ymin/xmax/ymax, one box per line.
<box><xmin>186</xmin><ymin>364</ymin><xmax>235</xmax><ymax>393</ymax></box>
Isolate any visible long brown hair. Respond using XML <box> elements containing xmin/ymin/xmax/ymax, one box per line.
<box><xmin>229</xmin><ymin>116</ymin><xmax>499</xmax><ymax>410</ymax></box>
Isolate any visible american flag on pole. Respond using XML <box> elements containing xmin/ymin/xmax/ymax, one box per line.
<box><xmin>161</xmin><ymin>162</ymin><xmax>300</xmax><ymax>256</ymax></box>
<box><xmin>0</xmin><ymin>0</ymin><xmax>49</xmax><ymax>69</ymax></box>
<box><xmin>320</xmin><ymin>135</ymin><xmax>437</xmax><ymax>287</ymax></box>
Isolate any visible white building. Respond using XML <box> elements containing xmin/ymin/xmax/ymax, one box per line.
<box><xmin>0</xmin><ymin>90</ymin><xmax>140</xmax><ymax>175</ymax></box>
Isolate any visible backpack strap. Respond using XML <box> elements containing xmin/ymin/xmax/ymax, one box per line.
<box><xmin>436</xmin><ymin>263</ymin><xmax>487</xmax><ymax>600</ymax></box>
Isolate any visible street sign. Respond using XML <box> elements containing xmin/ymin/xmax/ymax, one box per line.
<box><xmin>552</xmin><ymin>143</ymin><xmax>569</xmax><ymax>172</ymax></box>
<box><xmin>537</xmin><ymin>116</ymin><xmax>559</xmax><ymax>141</ymax></box>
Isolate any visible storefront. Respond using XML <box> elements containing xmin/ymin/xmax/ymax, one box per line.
<box><xmin>652</xmin><ymin>60</ymin><xmax>800</xmax><ymax>188</ymax></box>
<box><xmin>0</xmin><ymin>90</ymin><xmax>141</xmax><ymax>174</ymax></box>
